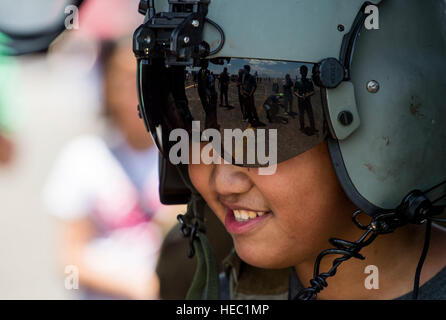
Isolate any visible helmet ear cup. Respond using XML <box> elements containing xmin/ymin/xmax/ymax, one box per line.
<box><xmin>332</xmin><ymin>0</ymin><xmax>446</xmax><ymax>212</ymax></box>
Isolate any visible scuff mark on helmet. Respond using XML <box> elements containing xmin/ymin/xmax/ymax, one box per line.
<box><xmin>410</xmin><ymin>96</ymin><xmax>424</xmax><ymax>118</ymax></box>
<box><xmin>210</xmin><ymin>39</ymin><xmax>221</xmax><ymax>51</ymax></box>
<box><xmin>365</xmin><ymin>163</ymin><xmax>375</xmax><ymax>173</ymax></box>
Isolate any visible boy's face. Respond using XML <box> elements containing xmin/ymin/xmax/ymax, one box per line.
<box><xmin>189</xmin><ymin>141</ymin><xmax>358</xmax><ymax>269</ymax></box>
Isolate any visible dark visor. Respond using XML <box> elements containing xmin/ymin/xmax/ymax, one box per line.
<box><xmin>137</xmin><ymin>58</ymin><xmax>328</xmax><ymax>166</ymax></box>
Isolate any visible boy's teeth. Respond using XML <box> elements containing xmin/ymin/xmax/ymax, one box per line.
<box><xmin>233</xmin><ymin>209</ymin><xmax>268</xmax><ymax>222</ymax></box>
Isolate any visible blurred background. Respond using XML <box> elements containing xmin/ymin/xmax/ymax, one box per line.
<box><xmin>0</xmin><ymin>0</ymin><xmax>184</xmax><ymax>299</ymax></box>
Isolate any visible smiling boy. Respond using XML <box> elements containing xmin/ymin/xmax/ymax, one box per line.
<box><xmin>133</xmin><ymin>0</ymin><xmax>446</xmax><ymax>300</ymax></box>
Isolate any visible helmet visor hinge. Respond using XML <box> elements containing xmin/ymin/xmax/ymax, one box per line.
<box><xmin>134</xmin><ymin>0</ymin><xmax>218</xmax><ymax>67</ymax></box>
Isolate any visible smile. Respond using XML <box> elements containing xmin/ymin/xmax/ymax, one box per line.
<box><xmin>225</xmin><ymin>209</ymin><xmax>272</xmax><ymax>235</ymax></box>
<box><xmin>233</xmin><ymin>209</ymin><xmax>267</xmax><ymax>222</ymax></box>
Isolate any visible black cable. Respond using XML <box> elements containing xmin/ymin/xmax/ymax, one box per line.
<box><xmin>205</xmin><ymin>18</ymin><xmax>225</xmax><ymax>55</ymax></box>
<box><xmin>424</xmin><ymin>179</ymin><xmax>446</xmax><ymax>195</ymax></box>
<box><xmin>412</xmin><ymin>220</ymin><xmax>432</xmax><ymax>300</ymax></box>
<box><xmin>423</xmin><ymin>179</ymin><xmax>446</xmax><ymax>207</ymax></box>
<box><xmin>293</xmin><ymin>182</ymin><xmax>445</xmax><ymax>301</ymax></box>
<box><xmin>432</xmin><ymin>194</ymin><xmax>446</xmax><ymax>205</ymax></box>
<box><xmin>430</xmin><ymin>216</ymin><xmax>446</xmax><ymax>223</ymax></box>
<box><xmin>295</xmin><ymin>230</ymin><xmax>377</xmax><ymax>300</ymax></box>
<box><xmin>294</xmin><ymin>211</ymin><xmax>399</xmax><ymax>300</ymax></box>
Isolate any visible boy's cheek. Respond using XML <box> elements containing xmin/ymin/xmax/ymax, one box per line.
<box><xmin>188</xmin><ymin>163</ymin><xmax>215</xmax><ymax>204</ymax></box>
<box><xmin>188</xmin><ymin>163</ymin><xmax>210</xmax><ymax>191</ymax></box>
<box><xmin>188</xmin><ymin>164</ymin><xmax>227</xmax><ymax>223</ymax></box>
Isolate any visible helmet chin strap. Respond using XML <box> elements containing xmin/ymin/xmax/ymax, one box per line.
<box><xmin>294</xmin><ymin>180</ymin><xmax>446</xmax><ymax>301</ymax></box>
<box><xmin>175</xmin><ymin>167</ymin><xmax>221</xmax><ymax>300</ymax></box>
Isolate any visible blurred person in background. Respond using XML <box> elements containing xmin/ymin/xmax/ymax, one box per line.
<box><xmin>0</xmin><ymin>52</ymin><xmax>16</xmax><ymax>166</ymax></box>
<box><xmin>43</xmin><ymin>37</ymin><xmax>181</xmax><ymax>300</ymax></box>
<box><xmin>0</xmin><ymin>134</ymin><xmax>13</xmax><ymax>165</ymax></box>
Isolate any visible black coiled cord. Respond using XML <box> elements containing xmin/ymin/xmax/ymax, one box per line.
<box><xmin>295</xmin><ymin>211</ymin><xmax>402</xmax><ymax>300</ymax></box>
<box><xmin>293</xmin><ymin>181</ymin><xmax>446</xmax><ymax>301</ymax></box>
<box><xmin>297</xmin><ymin>232</ymin><xmax>377</xmax><ymax>300</ymax></box>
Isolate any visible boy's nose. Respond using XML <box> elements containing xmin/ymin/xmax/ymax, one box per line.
<box><xmin>210</xmin><ymin>164</ymin><xmax>253</xmax><ymax>198</ymax></box>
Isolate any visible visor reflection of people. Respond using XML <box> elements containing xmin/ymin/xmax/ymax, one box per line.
<box><xmin>240</xmin><ymin>65</ymin><xmax>265</xmax><ymax>127</ymax></box>
<box><xmin>218</xmin><ymin>67</ymin><xmax>231</xmax><ymax>109</ymax></box>
<box><xmin>283</xmin><ymin>74</ymin><xmax>296</xmax><ymax>116</ymax></box>
<box><xmin>263</xmin><ymin>94</ymin><xmax>288</xmax><ymax>125</ymax></box>
<box><xmin>236</xmin><ymin>69</ymin><xmax>248</xmax><ymax>122</ymax></box>
<box><xmin>294</xmin><ymin>65</ymin><xmax>317</xmax><ymax>136</ymax></box>
<box><xmin>254</xmin><ymin>71</ymin><xmax>260</xmax><ymax>83</ymax></box>
<box><xmin>197</xmin><ymin>60</ymin><xmax>219</xmax><ymax>130</ymax></box>
<box><xmin>272</xmin><ymin>79</ymin><xmax>280</xmax><ymax>94</ymax></box>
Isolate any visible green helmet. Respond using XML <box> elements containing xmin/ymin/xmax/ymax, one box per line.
<box><xmin>138</xmin><ymin>0</ymin><xmax>445</xmax><ymax>214</ymax></box>
<box><xmin>134</xmin><ymin>0</ymin><xmax>446</xmax><ymax>299</ymax></box>
<box><xmin>203</xmin><ymin>0</ymin><xmax>445</xmax><ymax>213</ymax></box>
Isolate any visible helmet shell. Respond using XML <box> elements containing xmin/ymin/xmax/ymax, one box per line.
<box><xmin>330</xmin><ymin>0</ymin><xmax>446</xmax><ymax>213</ymax></box>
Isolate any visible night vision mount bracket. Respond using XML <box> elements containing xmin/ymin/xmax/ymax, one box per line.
<box><xmin>134</xmin><ymin>0</ymin><xmax>220</xmax><ymax>67</ymax></box>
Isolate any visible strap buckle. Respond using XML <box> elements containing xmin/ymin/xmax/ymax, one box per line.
<box><xmin>178</xmin><ymin>214</ymin><xmax>202</xmax><ymax>258</ymax></box>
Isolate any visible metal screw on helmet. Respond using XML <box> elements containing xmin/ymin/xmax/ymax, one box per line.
<box><xmin>192</xmin><ymin>20</ymin><xmax>200</xmax><ymax>27</ymax></box>
<box><xmin>184</xmin><ymin>36</ymin><xmax>190</xmax><ymax>44</ymax></box>
<box><xmin>338</xmin><ymin>111</ymin><xmax>354</xmax><ymax>126</ymax></box>
<box><xmin>367</xmin><ymin>80</ymin><xmax>380</xmax><ymax>93</ymax></box>
<box><xmin>337</xmin><ymin>24</ymin><xmax>345</xmax><ymax>32</ymax></box>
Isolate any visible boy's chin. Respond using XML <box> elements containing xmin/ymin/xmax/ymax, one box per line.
<box><xmin>234</xmin><ymin>241</ymin><xmax>290</xmax><ymax>270</ymax></box>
